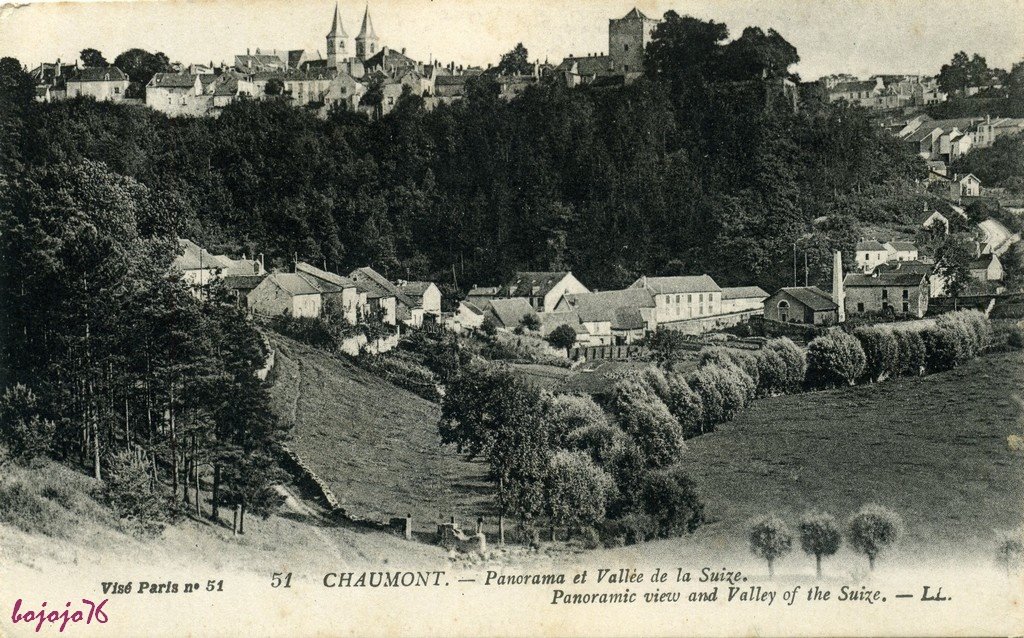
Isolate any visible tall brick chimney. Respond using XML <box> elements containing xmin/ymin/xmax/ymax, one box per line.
<box><xmin>833</xmin><ymin>250</ymin><xmax>845</xmax><ymax>323</ymax></box>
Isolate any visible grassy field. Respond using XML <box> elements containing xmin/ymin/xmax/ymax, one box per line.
<box><xmin>674</xmin><ymin>349</ymin><xmax>1024</xmax><ymax>557</ymax></box>
<box><xmin>268</xmin><ymin>335</ymin><xmax>494</xmax><ymax>530</ymax></box>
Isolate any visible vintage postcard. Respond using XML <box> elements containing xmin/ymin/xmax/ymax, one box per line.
<box><xmin>1</xmin><ymin>0</ymin><xmax>1023</xmax><ymax>635</ymax></box>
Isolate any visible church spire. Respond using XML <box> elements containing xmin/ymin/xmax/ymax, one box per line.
<box><xmin>357</xmin><ymin>5</ymin><xmax>377</xmax><ymax>39</ymax></box>
<box><xmin>355</xmin><ymin>4</ymin><xmax>379</xmax><ymax>61</ymax></box>
<box><xmin>328</xmin><ymin>2</ymin><xmax>347</xmax><ymax>38</ymax></box>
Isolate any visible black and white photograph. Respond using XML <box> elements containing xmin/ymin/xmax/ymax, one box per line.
<box><xmin>0</xmin><ymin>0</ymin><xmax>1022</xmax><ymax>635</ymax></box>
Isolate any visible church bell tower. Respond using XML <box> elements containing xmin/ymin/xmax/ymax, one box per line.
<box><xmin>326</xmin><ymin>2</ymin><xmax>348</xmax><ymax>69</ymax></box>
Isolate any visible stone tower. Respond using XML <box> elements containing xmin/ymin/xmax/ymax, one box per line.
<box><xmin>326</xmin><ymin>3</ymin><xmax>348</xmax><ymax>70</ymax></box>
<box><xmin>355</xmin><ymin>5</ymin><xmax>379</xmax><ymax>62</ymax></box>
<box><xmin>608</xmin><ymin>7</ymin><xmax>660</xmax><ymax>77</ymax></box>
<box><xmin>326</xmin><ymin>3</ymin><xmax>349</xmax><ymax>69</ymax></box>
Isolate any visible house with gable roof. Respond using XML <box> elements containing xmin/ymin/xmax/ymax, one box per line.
<box><xmin>296</xmin><ymin>262</ymin><xmax>365</xmax><ymax>325</ymax></box>
<box><xmin>146</xmin><ymin>73</ymin><xmax>210</xmax><ymax>116</ymax></box>
<box><xmin>397</xmin><ymin>281</ymin><xmax>442</xmax><ymax>325</ymax></box>
<box><xmin>65</xmin><ymin>66</ymin><xmax>130</xmax><ymax>102</ymax></box>
<box><xmin>763</xmin><ymin>287</ymin><xmax>839</xmax><ymax>326</ymax></box>
<box><xmin>720</xmin><ymin>286</ymin><xmax>769</xmax><ymax>316</ymax></box>
<box><xmin>482</xmin><ymin>298</ymin><xmax>538</xmax><ymax>332</ymax></box>
<box><xmin>855</xmin><ymin>240</ymin><xmax>889</xmax><ymax>272</ymax></box>
<box><xmin>628</xmin><ymin>275</ymin><xmax>722</xmax><ymax>329</ymax></box>
<box><xmin>844</xmin><ymin>270</ymin><xmax>930</xmax><ymax>318</ymax></box>
<box><xmin>247</xmin><ymin>273</ymin><xmax>323</xmax><ymax>318</ymax></box>
<box><xmin>349</xmin><ymin>266</ymin><xmax>413</xmax><ymax>326</ymax></box>
<box><xmin>493</xmin><ymin>271</ymin><xmax>589</xmax><ymax>313</ymax></box>
<box><xmin>555</xmin><ymin>287</ymin><xmax>656</xmax><ymax>345</ymax></box>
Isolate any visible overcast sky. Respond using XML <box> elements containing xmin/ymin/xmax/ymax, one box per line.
<box><xmin>1</xmin><ymin>0</ymin><xmax>1022</xmax><ymax>80</ymax></box>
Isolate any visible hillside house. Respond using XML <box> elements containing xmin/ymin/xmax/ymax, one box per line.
<box><xmin>855</xmin><ymin>240</ymin><xmax>889</xmax><ymax>272</ymax></box>
<box><xmin>844</xmin><ymin>271</ymin><xmax>930</xmax><ymax>318</ymax></box>
<box><xmin>970</xmin><ymin>253</ymin><xmax>1003</xmax><ymax>282</ymax></box>
<box><xmin>247</xmin><ymin>273</ymin><xmax>322</xmax><ymax>318</ymax></box>
<box><xmin>65</xmin><ymin>67</ymin><xmax>130</xmax><ymax>102</ymax></box>
<box><xmin>397</xmin><ymin>281</ymin><xmax>443</xmax><ymax>327</ymax></box>
<box><xmin>949</xmin><ymin>173</ymin><xmax>981</xmax><ymax>199</ymax></box>
<box><xmin>555</xmin><ymin>287</ymin><xmax>657</xmax><ymax>345</ymax></box>
<box><xmin>919</xmin><ymin>201</ymin><xmax>967</xmax><ymax>235</ymax></box>
<box><xmin>348</xmin><ymin>267</ymin><xmax>403</xmax><ymax>325</ymax></box>
<box><xmin>875</xmin><ymin>259</ymin><xmax>942</xmax><ymax>297</ymax></box>
<box><xmin>172</xmin><ymin>239</ymin><xmax>232</xmax><ymax>287</ymax></box>
<box><xmin>719</xmin><ymin>286</ymin><xmax>769</xmax><ymax>317</ymax></box>
<box><xmin>296</xmin><ymin>262</ymin><xmax>365</xmax><ymax>325</ymax></box>
<box><xmin>884</xmin><ymin>240</ymin><xmax>919</xmax><ymax>263</ymax></box>
<box><xmin>147</xmin><ymin>73</ymin><xmax>210</xmax><ymax>117</ymax></box>
<box><xmin>483</xmin><ymin>297</ymin><xmax>538</xmax><ymax>331</ymax></box>
<box><xmin>763</xmin><ymin>287</ymin><xmax>839</xmax><ymax>326</ymax></box>
<box><xmin>496</xmin><ymin>271</ymin><xmax>590</xmax><ymax>313</ymax></box>
<box><xmin>466</xmin><ymin>286</ymin><xmax>500</xmax><ymax>304</ymax></box>
<box><xmin>453</xmin><ymin>301</ymin><xmax>485</xmax><ymax>331</ymax></box>
<box><xmin>629</xmin><ymin>275</ymin><xmax>723</xmax><ymax>332</ymax></box>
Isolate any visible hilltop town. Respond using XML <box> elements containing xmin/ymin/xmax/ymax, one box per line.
<box><xmin>2</xmin><ymin>2</ymin><xmax>1024</xmax><ymax>585</ymax></box>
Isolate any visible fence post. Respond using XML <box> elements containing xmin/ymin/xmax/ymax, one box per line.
<box><xmin>405</xmin><ymin>514</ymin><xmax>413</xmax><ymax>541</ymax></box>
<box><xmin>476</xmin><ymin>517</ymin><xmax>483</xmax><ymax>534</ymax></box>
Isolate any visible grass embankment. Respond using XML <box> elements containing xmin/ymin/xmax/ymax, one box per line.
<box><xmin>0</xmin><ymin>458</ymin><xmax>447</xmax><ymax>574</ymax></box>
<box><xmin>268</xmin><ymin>334</ymin><xmax>493</xmax><ymax>530</ymax></box>
<box><xmin>676</xmin><ymin>350</ymin><xmax>1024</xmax><ymax>557</ymax></box>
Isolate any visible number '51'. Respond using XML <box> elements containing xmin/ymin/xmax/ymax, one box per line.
<box><xmin>271</xmin><ymin>573</ymin><xmax>293</xmax><ymax>588</ymax></box>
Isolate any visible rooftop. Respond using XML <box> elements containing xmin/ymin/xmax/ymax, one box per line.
<box><xmin>630</xmin><ymin>274</ymin><xmax>721</xmax><ymax>295</ymax></box>
<box><xmin>776</xmin><ymin>286</ymin><xmax>838</xmax><ymax>312</ymax></box>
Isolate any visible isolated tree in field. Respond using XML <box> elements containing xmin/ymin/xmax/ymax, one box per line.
<box><xmin>994</xmin><ymin>527</ymin><xmax>1024</xmax><ymax>577</ymax></box>
<box><xmin>544</xmin><ymin>450</ymin><xmax>613</xmax><ymax>540</ymax></box>
<box><xmin>847</xmin><ymin>504</ymin><xmax>902</xmax><ymax>571</ymax></box>
<box><xmin>806</xmin><ymin>330</ymin><xmax>866</xmax><ymax>388</ymax></box>
<box><xmin>546</xmin><ymin>324</ymin><xmax>577</xmax><ymax>355</ymax></box>
<box><xmin>0</xmin><ymin>384</ymin><xmax>55</xmax><ymax>464</ymax></box>
<box><xmin>749</xmin><ymin>515</ymin><xmax>793</xmax><ymax>577</ymax></box>
<box><xmin>798</xmin><ymin>511</ymin><xmax>842</xmax><ymax>578</ymax></box>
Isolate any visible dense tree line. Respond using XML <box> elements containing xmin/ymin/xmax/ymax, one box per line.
<box><xmin>1</xmin><ymin>11</ymin><xmax>924</xmax><ymax>296</ymax></box>
<box><xmin>0</xmin><ymin>157</ymin><xmax>287</xmax><ymax>533</ymax></box>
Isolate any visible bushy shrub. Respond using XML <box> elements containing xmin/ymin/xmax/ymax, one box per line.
<box><xmin>104</xmin><ymin>450</ymin><xmax>168</xmax><ymax>536</ymax></box>
<box><xmin>599</xmin><ymin>512</ymin><xmax>655</xmax><ymax>546</ymax></box>
<box><xmin>806</xmin><ymin>330</ymin><xmax>866</xmax><ymax>388</ymax></box>
<box><xmin>481</xmin><ymin>333</ymin><xmax>572</xmax><ymax>368</ymax></box>
<box><xmin>359</xmin><ymin>354</ymin><xmax>440</xmax><ymax>401</ymax></box>
<box><xmin>665</xmin><ymin>372</ymin><xmax>704</xmax><ymax>438</ymax></box>
<box><xmin>611</xmin><ymin>380</ymin><xmax>685</xmax><ymax>468</ymax></box>
<box><xmin>699</xmin><ymin>347</ymin><xmax>759</xmax><ymax>397</ymax></box>
<box><xmin>847</xmin><ymin>503</ymin><xmax>902</xmax><ymax>571</ymax></box>
<box><xmin>269</xmin><ymin>315</ymin><xmax>336</xmax><ymax>350</ymax></box>
<box><xmin>544</xmin><ymin>450</ymin><xmax>614</xmax><ymax>539</ymax></box>
<box><xmin>764</xmin><ymin>338</ymin><xmax>806</xmax><ymax>394</ymax></box>
<box><xmin>892</xmin><ymin>328</ymin><xmax>926</xmax><ymax>376</ymax></box>
<box><xmin>853</xmin><ymin>326</ymin><xmax>899</xmax><ymax>382</ymax></box>
<box><xmin>565</xmin><ymin>422</ymin><xmax>626</xmax><ymax>466</ymax></box>
<box><xmin>992</xmin><ymin>322</ymin><xmax>1024</xmax><ymax>351</ymax></box>
<box><xmin>545</xmin><ymin>393</ymin><xmax>609</xmax><ymax>449</ymax></box>
<box><xmin>688</xmin><ymin>363</ymin><xmax>752</xmax><ymax>432</ymax></box>
<box><xmin>640</xmin><ymin>465</ymin><xmax>705</xmax><ymax>538</ymax></box>
<box><xmin>922</xmin><ymin>325</ymin><xmax>970</xmax><ymax>372</ymax></box>
<box><xmin>0</xmin><ymin>384</ymin><xmax>55</xmax><ymax>465</ymax></box>
<box><xmin>749</xmin><ymin>515</ymin><xmax>794</xmax><ymax>577</ymax></box>
<box><xmin>753</xmin><ymin>346</ymin><xmax>786</xmax><ymax>397</ymax></box>
<box><xmin>936</xmin><ymin>309</ymin><xmax>992</xmax><ymax>357</ymax></box>
<box><xmin>613</xmin><ymin>366</ymin><xmax>671</xmax><ymax>404</ymax></box>
<box><xmin>0</xmin><ymin>480</ymin><xmax>68</xmax><ymax>537</ymax></box>
<box><xmin>605</xmin><ymin>441</ymin><xmax>646</xmax><ymax>518</ymax></box>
